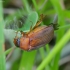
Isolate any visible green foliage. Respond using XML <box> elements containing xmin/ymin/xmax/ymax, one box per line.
<box><xmin>37</xmin><ymin>29</ymin><xmax>70</xmax><ymax>70</ymax></box>
<box><xmin>0</xmin><ymin>1</ymin><xmax>6</xmax><ymax>70</ymax></box>
<box><xmin>19</xmin><ymin>12</ymin><xmax>38</xmax><ymax>32</ymax></box>
<box><xmin>19</xmin><ymin>51</ymin><xmax>37</xmax><ymax>70</ymax></box>
<box><xmin>3</xmin><ymin>0</ymin><xmax>70</xmax><ymax>70</ymax></box>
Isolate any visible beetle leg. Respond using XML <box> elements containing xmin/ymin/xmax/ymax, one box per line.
<box><xmin>28</xmin><ymin>46</ymin><xmax>32</xmax><ymax>51</ymax></box>
<box><xmin>34</xmin><ymin>14</ymin><xmax>45</xmax><ymax>29</ymax></box>
<box><xmin>15</xmin><ymin>31</ymin><xmax>18</xmax><ymax>39</ymax></box>
<box><xmin>26</xmin><ymin>14</ymin><xmax>45</xmax><ymax>35</ymax></box>
<box><xmin>20</xmin><ymin>31</ymin><xmax>25</xmax><ymax>36</ymax></box>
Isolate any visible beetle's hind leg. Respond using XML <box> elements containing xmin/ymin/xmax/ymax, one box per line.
<box><xmin>34</xmin><ymin>14</ymin><xmax>45</xmax><ymax>28</ymax></box>
<box><xmin>26</xmin><ymin>14</ymin><xmax>45</xmax><ymax>34</ymax></box>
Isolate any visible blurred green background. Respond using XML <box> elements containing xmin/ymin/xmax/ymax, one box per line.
<box><xmin>0</xmin><ymin>0</ymin><xmax>70</xmax><ymax>70</ymax></box>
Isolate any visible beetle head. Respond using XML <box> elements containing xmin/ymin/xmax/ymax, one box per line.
<box><xmin>14</xmin><ymin>38</ymin><xmax>20</xmax><ymax>47</ymax></box>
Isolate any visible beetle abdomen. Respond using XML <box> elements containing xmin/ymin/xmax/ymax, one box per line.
<box><xmin>28</xmin><ymin>25</ymin><xmax>54</xmax><ymax>50</ymax></box>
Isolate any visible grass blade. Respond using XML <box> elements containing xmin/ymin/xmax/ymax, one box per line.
<box><xmin>37</xmin><ymin>29</ymin><xmax>70</xmax><ymax>70</ymax></box>
<box><xmin>0</xmin><ymin>1</ymin><xmax>6</xmax><ymax>70</ymax></box>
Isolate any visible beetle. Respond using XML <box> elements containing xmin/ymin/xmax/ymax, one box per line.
<box><xmin>14</xmin><ymin>14</ymin><xmax>57</xmax><ymax>51</ymax></box>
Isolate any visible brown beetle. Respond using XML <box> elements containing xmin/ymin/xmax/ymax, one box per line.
<box><xmin>14</xmin><ymin>14</ymin><xmax>57</xmax><ymax>51</ymax></box>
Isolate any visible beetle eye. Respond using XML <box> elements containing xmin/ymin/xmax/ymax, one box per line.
<box><xmin>16</xmin><ymin>39</ymin><xmax>20</xmax><ymax>47</ymax></box>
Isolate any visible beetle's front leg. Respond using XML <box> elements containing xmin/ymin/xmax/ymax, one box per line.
<box><xmin>20</xmin><ymin>31</ymin><xmax>25</xmax><ymax>36</ymax></box>
<box><xmin>15</xmin><ymin>31</ymin><xmax>18</xmax><ymax>39</ymax></box>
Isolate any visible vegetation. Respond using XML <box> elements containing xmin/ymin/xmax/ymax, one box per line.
<box><xmin>0</xmin><ymin>0</ymin><xmax>70</xmax><ymax>70</ymax></box>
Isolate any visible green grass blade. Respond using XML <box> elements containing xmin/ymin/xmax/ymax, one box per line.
<box><xmin>32</xmin><ymin>0</ymin><xmax>39</xmax><ymax>12</ymax></box>
<box><xmin>50</xmin><ymin>0</ymin><xmax>65</xmax><ymax>70</ymax></box>
<box><xmin>37</xmin><ymin>29</ymin><xmax>70</xmax><ymax>70</ymax></box>
<box><xmin>0</xmin><ymin>1</ymin><xmax>6</xmax><ymax>70</ymax></box>
<box><xmin>39</xmin><ymin>48</ymin><xmax>45</xmax><ymax>60</ymax></box>
<box><xmin>22</xmin><ymin>0</ymin><xmax>31</xmax><ymax>13</ymax></box>
<box><xmin>19</xmin><ymin>51</ymin><xmax>37</xmax><ymax>70</ymax></box>
<box><xmin>64</xmin><ymin>10</ymin><xmax>70</xmax><ymax>18</ymax></box>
